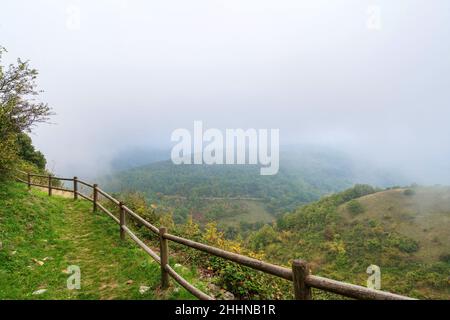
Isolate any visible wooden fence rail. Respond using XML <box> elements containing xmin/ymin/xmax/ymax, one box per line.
<box><xmin>14</xmin><ymin>170</ymin><xmax>415</xmax><ymax>300</ymax></box>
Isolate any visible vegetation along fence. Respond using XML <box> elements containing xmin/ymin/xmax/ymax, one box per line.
<box><xmin>15</xmin><ymin>170</ymin><xmax>415</xmax><ymax>300</ymax></box>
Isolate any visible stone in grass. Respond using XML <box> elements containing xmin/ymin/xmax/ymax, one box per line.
<box><xmin>207</xmin><ymin>283</ymin><xmax>234</xmax><ymax>300</ymax></box>
<box><xmin>32</xmin><ymin>289</ymin><xmax>47</xmax><ymax>295</ymax></box>
<box><xmin>222</xmin><ymin>291</ymin><xmax>235</xmax><ymax>300</ymax></box>
<box><xmin>126</xmin><ymin>280</ymin><xmax>134</xmax><ymax>285</ymax></box>
<box><xmin>32</xmin><ymin>258</ymin><xmax>44</xmax><ymax>266</ymax></box>
<box><xmin>139</xmin><ymin>286</ymin><xmax>150</xmax><ymax>294</ymax></box>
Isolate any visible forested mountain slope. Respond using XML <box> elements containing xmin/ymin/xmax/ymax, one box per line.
<box><xmin>100</xmin><ymin>146</ymin><xmax>407</xmax><ymax>216</ymax></box>
<box><xmin>248</xmin><ymin>185</ymin><xmax>450</xmax><ymax>299</ymax></box>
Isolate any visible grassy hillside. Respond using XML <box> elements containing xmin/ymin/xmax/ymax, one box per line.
<box><xmin>249</xmin><ymin>185</ymin><xmax>450</xmax><ymax>299</ymax></box>
<box><xmin>0</xmin><ymin>182</ymin><xmax>204</xmax><ymax>299</ymax></box>
<box><xmin>338</xmin><ymin>186</ymin><xmax>450</xmax><ymax>262</ymax></box>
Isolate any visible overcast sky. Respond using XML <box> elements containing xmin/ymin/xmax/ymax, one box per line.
<box><xmin>1</xmin><ymin>0</ymin><xmax>450</xmax><ymax>182</ymax></box>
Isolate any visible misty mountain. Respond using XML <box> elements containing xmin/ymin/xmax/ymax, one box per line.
<box><xmin>110</xmin><ymin>147</ymin><xmax>170</xmax><ymax>171</ymax></box>
<box><xmin>99</xmin><ymin>145</ymin><xmax>407</xmax><ymax>214</ymax></box>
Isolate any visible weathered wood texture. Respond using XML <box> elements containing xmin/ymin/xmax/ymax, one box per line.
<box><xmin>292</xmin><ymin>260</ymin><xmax>312</xmax><ymax>300</ymax></box>
<box><xmin>119</xmin><ymin>202</ymin><xmax>126</xmax><ymax>240</ymax></box>
<box><xmin>92</xmin><ymin>184</ymin><xmax>98</xmax><ymax>212</ymax></box>
<box><xmin>159</xmin><ymin>227</ymin><xmax>170</xmax><ymax>289</ymax></box>
<box><xmin>73</xmin><ymin>177</ymin><xmax>78</xmax><ymax>200</ymax></box>
<box><xmin>48</xmin><ymin>175</ymin><xmax>52</xmax><ymax>196</ymax></box>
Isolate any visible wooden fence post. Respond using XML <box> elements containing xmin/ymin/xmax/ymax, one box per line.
<box><xmin>159</xmin><ymin>227</ymin><xmax>169</xmax><ymax>289</ymax></box>
<box><xmin>292</xmin><ymin>259</ymin><xmax>312</xmax><ymax>300</ymax></box>
<box><xmin>27</xmin><ymin>173</ymin><xmax>31</xmax><ymax>190</ymax></box>
<box><xmin>73</xmin><ymin>177</ymin><xmax>78</xmax><ymax>200</ymax></box>
<box><xmin>48</xmin><ymin>174</ymin><xmax>52</xmax><ymax>196</ymax></box>
<box><xmin>93</xmin><ymin>184</ymin><xmax>98</xmax><ymax>212</ymax></box>
<box><xmin>119</xmin><ymin>202</ymin><xmax>126</xmax><ymax>241</ymax></box>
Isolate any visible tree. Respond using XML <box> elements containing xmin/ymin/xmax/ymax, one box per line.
<box><xmin>347</xmin><ymin>199</ymin><xmax>365</xmax><ymax>215</ymax></box>
<box><xmin>16</xmin><ymin>133</ymin><xmax>46</xmax><ymax>169</ymax></box>
<box><xmin>0</xmin><ymin>46</ymin><xmax>52</xmax><ymax>178</ymax></box>
<box><xmin>0</xmin><ymin>47</ymin><xmax>52</xmax><ymax>133</ymax></box>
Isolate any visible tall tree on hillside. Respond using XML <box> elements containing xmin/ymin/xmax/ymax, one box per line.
<box><xmin>0</xmin><ymin>46</ymin><xmax>52</xmax><ymax>178</ymax></box>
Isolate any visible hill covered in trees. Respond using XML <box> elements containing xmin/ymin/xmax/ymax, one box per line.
<box><xmin>245</xmin><ymin>185</ymin><xmax>450</xmax><ymax>299</ymax></box>
<box><xmin>99</xmin><ymin>146</ymin><xmax>407</xmax><ymax>224</ymax></box>
<box><xmin>106</xmin><ymin>183</ymin><xmax>449</xmax><ymax>299</ymax></box>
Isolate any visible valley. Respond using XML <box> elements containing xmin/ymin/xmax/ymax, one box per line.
<box><xmin>95</xmin><ymin>150</ymin><xmax>450</xmax><ymax>299</ymax></box>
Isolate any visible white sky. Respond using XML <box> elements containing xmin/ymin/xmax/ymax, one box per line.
<box><xmin>1</xmin><ymin>0</ymin><xmax>450</xmax><ymax>182</ymax></box>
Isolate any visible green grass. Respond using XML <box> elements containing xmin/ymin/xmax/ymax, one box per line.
<box><xmin>338</xmin><ymin>186</ymin><xmax>450</xmax><ymax>262</ymax></box>
<box><xmin>0</xmin><ymin>182</ymin><xmax>204</xmax><ymax>300</ymax></box>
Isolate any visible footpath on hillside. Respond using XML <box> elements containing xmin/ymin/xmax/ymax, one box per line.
<box><xmin>0</xmin><ymin>183</ymin><xmax>197</xmax><ymax>299</ymax></box>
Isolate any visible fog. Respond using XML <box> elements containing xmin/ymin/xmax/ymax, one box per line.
<box><xmin>1</xmin><ymin>0</ymin><xmax>450</xmax><ymax>183</ymax></box>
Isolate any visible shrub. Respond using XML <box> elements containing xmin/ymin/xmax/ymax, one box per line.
<box><xmin>0</xmin><ymin>131</ymin><xmax>18</xmax><ymax>180</ymax></box>
<box><xmin>0</xmin><ymin>47</ymin><xmax>51</xmax><ymax>179</ymax></box>
<box><xmin>397</xmin><ymin>238</ymin><xmax>419</xmax><ymax>253</ymax></box>
<box><xmin>16</xmin><ymin>133</ymin><xmax>46</xmax><ymax>169</ymax></box>
<box><xmin>403</xmin><ymin>189</ymin><xmax>415</xmax><ymax>196</ymax></box>
<box><xmin>438</xmin><ymin>254</ymin><xmax>450</xmax><ymax>263</ymax></box>
<box><xmin>248</xmin><ymin>224</ymin><xmax>279</xmax><ymax>251</ymax></box>
<box><xmin>347</xmin><ymin>200</ymin><xmax>365</xmax><ymax>215</ymax></box>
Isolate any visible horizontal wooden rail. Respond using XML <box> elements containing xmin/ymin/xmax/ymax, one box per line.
<box><xmin>123</xmin><ymin>205</ymin><xmax>159</xmax><ymax>234</ymax></box>
<box><xmin>122</xmin><ymin>227</ymin><xmax>212</xmax><ymax>299</ymax></box>
<box><xmin>165</xmin><ymin>264</ymin><xmax>214</xmax><ymax>300</ymax></box>
<box><xmin>305</xmin><ymin>275</ymin><xmax>414</xmax><ymax>300</ymax></box>
<box><xmin>75</xmin><ymin>191</ymin><xmax>93</xmax><ymax>202</ymax></box>
<box><xmin>122</xmin><ymin>225</ymin><xmax>161</xmax><ymax>263</ymax></box>
<box><xmin>28</xmin><ymin>182</ymin><xmax>49</xmax><ymax>189</ymax></box>
<box><xmin>51</xmin><ymin>177</ymin><xmax>74</xmax><ymax>182</ymax></box>
<box><xmin>97</xmin><ymin>203</ymin><xmax>120</xmax><ymax>224</ymax></box>
<box><xmin>77</xmin><ymin>180</ymin><xmax>94</xmax><ymax>188</ymax></box>
<box><xmin>15</xmin><ymin>171</ymin><xmax>415</xmax><ymax>301</ymax></box>
<box><xmin>163</xmin><ymin>233</ymin><xmax>293</xmax><ymax>281</ymax></box>
<box><xmin>51</xmin><ymin>186</ymin><xmax>74</xmax><ymax>193</ymax></box>
<box><xmin>29</xmin><ymin>173</ymin><xmax>50</xmax><ymax>178</ymax></box>
<box><xmin>97</xmin><ymin>187</ymin><xmax>121</xmax><ymax>206</ymax></box>
<box><xmin>15</xmin><ymin>177</ymin><xmax>28</xmax><ymax>184</ymax></box>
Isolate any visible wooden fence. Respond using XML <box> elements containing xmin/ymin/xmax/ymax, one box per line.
<box><xmin>15</xmin><ymin>170</ymin><xmax>415</xmax><ymax>300</ymax></box>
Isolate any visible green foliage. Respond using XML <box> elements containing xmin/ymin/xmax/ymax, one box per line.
<box><xmin>100</xmin><ymin>146</ymin><xmax>393</xmax><ymax>220</ymax></box>
<box><xmin>16</xmin><ymin>133</ymin><xmax>46</xmax><ymax>169</ymax></box>
<box><xmin>248</xmin><ymin>224</ymin><xmax>279</xmax><ymax>251</ymax></box>
<box><xmin>260</xmin><ymin>185</ymin><xmax>448</xmax><ymax>299</ymax></box>
<box><xmin>395</xmin><ymin>237</ymin><xmax>419</xmax><ymax>253</ymax></box>
<box><xmin>346</xmin><ymin>199</ymin><xmax>365</xmax><ymax>215</ymax></box>
<box><xmin>403</xmin><ymin>189</ymin><xmax>416</xmax><ymax>196</ymax></box>
<box><xmin>117</xmin><ymin>191</ymin><xmax>157</xmax><ymax>225</ymax></box>
<box><xmin>0</xmin><ymin>47</ymin><xmax>52</xmax><ymax>133</ymax></box>
<box><xmin>198</xmin><ymin>223</ymin><xmax>287</xmax><ymax>299</ymax></box>
<box><xmin>439</xmin><ymin>254</ymin><xmax>450</xmax><ymax>263</ymax></box>
<box><xmin>337</xmin><ymin>184</ymin><xmax>379</xmax><ymax>204</ymax></box>
<box><xmin>0</xmin><ymin>47</ymin><xmax>51</xmax><ymax>179</ymax></box>
<box><xmin>0</xmin><ymin>131</ymin><xmax>17</xmax><ymax>180</ymax></box>
<box><xmin>100</xmin><ymin>162</ymin><xmax>323</xmax><ymax>217</ymax></box>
